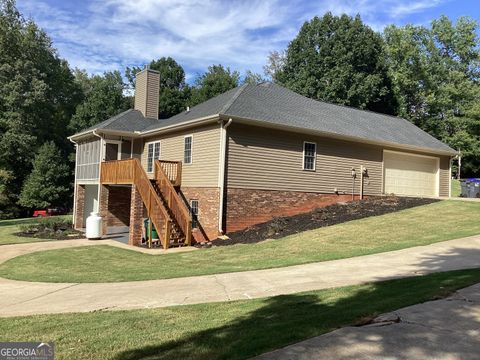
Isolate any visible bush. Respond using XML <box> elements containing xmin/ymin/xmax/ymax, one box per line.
<box><xmin>19</xmin><ymin>217</ymin><xmax>73</xmax><ymax>234</ymax></box>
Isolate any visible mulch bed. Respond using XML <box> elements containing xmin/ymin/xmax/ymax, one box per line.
<box><xmin>15</xmin><ymin>230</ymin><xmax>84</xmax><ymax>240</ymax></box>
<box><xmin>214</xmin><ymin>196</ymin><xmax>439</xmax><ymax>246</ymax></box>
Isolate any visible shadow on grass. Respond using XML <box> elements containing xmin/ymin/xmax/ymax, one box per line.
<box><xmin>115</xmin><ymin>261</ymin><xmax>480</xmax><ymax>360</ymax></box>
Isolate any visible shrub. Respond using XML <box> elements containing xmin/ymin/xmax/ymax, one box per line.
<box><xmin>19</xmin><ymin>217</ymin><xmax>73</xmax><ymax>234</ymax></box>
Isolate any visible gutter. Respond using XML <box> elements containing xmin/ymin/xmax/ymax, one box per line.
<box><xmin>217</xmin><ymin>118</ymin><xmax>233</xmax><ymax>234</ymax></box>
<box><xmin>69</xmin><ymin>137</ymin><xmax>79</xmax><ymax>228</ymax></box>
<box><xmin>69</xmin><ymin>115</ymin><xmax>220</xmax><ymax>142</ymax></box>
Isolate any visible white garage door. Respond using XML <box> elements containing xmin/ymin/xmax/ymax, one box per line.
<box><xmin>384</xmin><ymin>151</ymin><xmax>439</xmax><ymax>197</ymax></box>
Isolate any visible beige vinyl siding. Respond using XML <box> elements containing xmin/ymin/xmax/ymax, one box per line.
<box><xmin>226</xmin><ymin>124</ymin><xmax>383</xmax><ymax>195</ymax></box>
<box><xmin>134</xmin><ymin>73</ymin><xmax>147</xmax><ymax>116</ymax></box>
<box><xmin>141</xmin><ymin>123</ymin><xmax>221</xmax><ymax>187</ymax></box>
<box><xmin>439</xmin><ymin>156</ymin><xmax>451</xmax><ymax>197</ymax></box>
<box><xmin>134</xmin><ymin>69</ymin><xmax>159</xmax><ymax>119</ymax></box>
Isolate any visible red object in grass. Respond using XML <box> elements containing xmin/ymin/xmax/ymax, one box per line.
<box><xmin>32</xmin><ymin>208</ymin><xmax>67</xmax><ymax>217</ymax></box>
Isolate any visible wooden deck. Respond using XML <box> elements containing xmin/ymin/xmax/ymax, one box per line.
<box><xmin>100</xmin><ymin>158</ymin><xmax>191</xmax><ymax>249</ymax></box>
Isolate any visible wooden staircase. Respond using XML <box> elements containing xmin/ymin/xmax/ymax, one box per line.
<box><xmin>100</xmin><ymin>158</ymin><xmax>192</xmax><ymax>249</ymax></box>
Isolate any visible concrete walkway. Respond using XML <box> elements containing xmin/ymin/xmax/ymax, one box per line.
<box><xmin>255</xmin><ymin>283</ymin><xmax>480</xmax><ymax>360</ymax></box>
<box><xmin>1</xmin><ymin>235</ymin><xmax>480</xmax><ymax>317</ymax></box>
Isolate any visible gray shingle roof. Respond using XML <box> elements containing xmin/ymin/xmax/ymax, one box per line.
<box><xmin>74</xmin><ymin>83</ymin><xmax>456</xmax><ymax>154</ymax></box>
<box><xmin>78</xmin><ymin>109</ymin><xmax>159</xmax><ymax>134</ymax></box>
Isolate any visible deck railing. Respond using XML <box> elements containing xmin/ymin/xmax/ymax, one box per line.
<box><xmin>154</xmin><ymin>160</ymin><xmax>192</xmax><ymax>246</ymax></box>
<box><xmin>100</xmin><ymin>158</ymin><xmax>172</xmax><ymax>248</ymax></box>
<box><xmin>158</xmin><ymin>160</ymin><xmax>182</xmax><ymax>187</ymax></box>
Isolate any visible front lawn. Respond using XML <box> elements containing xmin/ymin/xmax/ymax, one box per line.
<box><xmin>1</xmin><ymin>269</ymin><xmax>480</xmax><ymax>360</ymax></box>
<box><xmin>0</xmin><ymin>216</ymin><xmax>71</xmax><ymax>246</ymax></box>
<box><xmin>1</xmin><ymin>200</ymin><xmax>480</xmax><ymax>282</ymax></box>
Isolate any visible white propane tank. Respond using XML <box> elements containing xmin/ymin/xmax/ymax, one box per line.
<box><xmin>86</xmin><ymin>212</ymin><xmax>102</xmax><ymax>239</ymax></box>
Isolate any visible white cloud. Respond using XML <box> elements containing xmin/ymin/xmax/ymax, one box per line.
<box><xmin>18</xmin><ymin>0</ymin><xmax>450</xmax><ymax>79</ymax></box>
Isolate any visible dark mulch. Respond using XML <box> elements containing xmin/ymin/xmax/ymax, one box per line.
<box><xmin>215</xmin><ymin>197</ymin><xmax>439</xmax><ymax>246</ymax></box>
<box><xmin>15</xmin><ymin>231</ymin><xmax>84</xmax><ymax>240</ymax></box>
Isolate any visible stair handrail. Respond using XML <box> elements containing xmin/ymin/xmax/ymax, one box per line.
<box><xmin>132</xmin><ymin>158</ymin><xmax>173</xmax><ymax>248</ymax></box>
<box><xmin>154</xmin><ymin>159</ymin><xmax>192</xmax><ymax>245</ymax></box>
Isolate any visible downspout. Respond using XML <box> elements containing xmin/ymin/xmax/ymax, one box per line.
<box><xmin>217</xmin><ymin>118</ymin><xmax>233</xmax><ymax>234</ymax></box>
<box><xmin>69</xmin><ymin>137</ymin><xmax>79</xmax><ymax>228</ymax></box>
<box><xmin>92</xmin><ymin>130</ymin><xmax>103</xmax><ymax>213</ymax></box>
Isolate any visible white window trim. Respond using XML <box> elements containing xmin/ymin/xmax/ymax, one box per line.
<box><xmin>190</xmin><ymin>199</ymin><xmax>199</xmax><ymax>229</ymax></box>
<box><xmin>146</xmin><ymin>140</ymin><xmax>161</xmax><ymax>173</ymax></box>
<box><xmin>302</xmin><ymin>141</ymin><xmax>317</xmax><ymax>171</ymax></box>
<box><xmin>184</xmin><ymin>135</ymin><xmax>193</xmax><ymax>165</ymax></box>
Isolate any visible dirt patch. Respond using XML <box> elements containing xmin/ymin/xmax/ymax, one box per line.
<box><xmin>215</xmin><ymin>197</ymin><xmax>439</xmax><ymax>246</ymax></box>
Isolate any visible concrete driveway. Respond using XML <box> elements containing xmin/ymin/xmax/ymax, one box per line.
<box><xmin>255</xmin><ymin>283</ymin><xmax>480</xmax><ymax>360</ymax></box>
<box><xmin>1</xmin><ymin>235</ymin><xmax>480</xmax><ymax>317</ymax></box>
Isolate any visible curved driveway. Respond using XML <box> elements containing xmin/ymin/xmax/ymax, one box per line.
<box><xmin>1</xmin><ymin>236</ymin><xmax>480</xmax><ymax>317</ymax></box>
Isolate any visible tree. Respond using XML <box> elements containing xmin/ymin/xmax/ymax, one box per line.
<box><xmin>263</xmin><ymin>50</ymin><xmax>285</xmax><ymax>80</ymax></box>
<box><xmin>190</xmin><ymin>65</ymin><xmax>240</xmax><ymax>106</ymax></box>
<box><xmin>126</xmin><ymin>57</ymin><xmax>190</xmax><ymax>118</ymax></box>
<box><xmin>19</xmin><ymin>142</ymin><xmax>70</xmax><ymax>209</ymax></box>
<box><xmin>243</xmin><ymin>70</ymin><xmax>266</xmax><ymax>85</ymax></box>
<box><xmin>0</xmin><ymin>0</ymin><xmax>80</xmax><ymax>217</ymax></box>
<box><xmin>69</xmin><ymin>70</ymin><xmax>128</xmax><ymax>133</ymax></box>
<box><xmin>384</xmin><ymin>16</ymin><xmax>480</xmax><ymax>175</ymax></box>
<box><xmin>276</xmin><ymin>13</ymin><xmax>396</xmax><ymax>114</ymax></box>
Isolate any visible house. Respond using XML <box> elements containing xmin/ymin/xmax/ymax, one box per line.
<box><xmin>69</xmin><ymin>66</ymin><xmax>457</xmax><ymax>248</ymax></box>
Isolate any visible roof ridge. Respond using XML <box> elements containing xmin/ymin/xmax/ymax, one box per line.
<box><xmin>273</xmin><ymin>83</ymin><xmax>412</xmax><ymax>124</ymax></box>
<box><xmin>100</xmin><ymin>108</ymin><xmax>134</xmax><ymax>128</ymax></box>
<box><xmin>271</xmin><ymin>83</ymin><xmax>450</xmax><ymax>145</ymax></box>
<box><xmin>219</xmin><ymin>83</ymin><xmax>249</xmax><ymax>115</ymax></box>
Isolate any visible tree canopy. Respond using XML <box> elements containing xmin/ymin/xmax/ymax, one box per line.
<box><xmin>18</xmin><ymin>141</ymin><xmax>70</xmax><ymax>209</ymax></box>
<box><xmin>384</xmin><ymin>16</ymin><xmax>480</xmax><ymax>175</ymax></box>
<box><xmin>276</xmin><ymin>13</ymin><xmax>396</xmax><ymax>114</ymax></box>
<box><xmin>126</xmin><ymin>57</ymin><xmax>190</xmax><ymax>119</ymax></box>
<box><xmin>69</xmin><ymin>70</ymin><xmax>128</xmax><ymax>133</ymax></box>
<box><xmin>190</xmin><ymin>65</ymin><xmax>240</xmax><ymax>106</ymax></box>
<box><xmin>0</xmin><ymin>0</ymin><xmax>80</xmax><ymax>216</ymax></box>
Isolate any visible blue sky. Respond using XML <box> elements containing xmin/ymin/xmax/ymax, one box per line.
<box><xmin>18</xmin><ymin>0</ymin><xmax>480</xmax><ymax>82</ymax></box>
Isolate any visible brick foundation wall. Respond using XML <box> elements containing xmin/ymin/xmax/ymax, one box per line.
<box><xmin>225</xmin><ymin>188</ymin><xmax>362</xmax><ymax>233</ymax></box>
<box><xmin>99</xmin><ymin>185</ymin><xmax>109</xmax><ymax>235</ymax></box>
<box><xmin>74</xmin><ymin>184</ymin><xmax>85</xmax><ymax>230</ymax></box>
<box><xmin>106</xmin><ymin>186</ymin><xmax>131</xmax><ymax>227</ymax></box>
<box><xmin>180</xmin><ymin>187</ymin><xmax>220</xmax><ymax>242</ymax></box>
<box><xmin>129</xmin><ymin>185</ymin><xmax>143</xmax><ymax>246</ymax></box>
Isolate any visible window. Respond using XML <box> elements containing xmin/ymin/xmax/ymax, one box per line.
<box><xmin>190</xmin><ymin>200</ymin><xmax>199</xmax><ymax>229</ymax></box>
<box><xmin>184</xmin><ymin>135</ymin><xmax>193</xmax><ymax>164</ymax></box>
<box><xmin>303</xmin><ymin>141</ymin><xmax>316</xmax><ymax>171</ymax></box>
<box><xmin>146</xmin><ymin>141</ymin><xmax>161</xmax><ymax>172</ymax></box>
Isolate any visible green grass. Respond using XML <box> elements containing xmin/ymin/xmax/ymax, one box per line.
<box><xmin>0</xmin><ymin>216</ymin><xmax>71</xmax><ymax>246</ymax></box>
<box><xmin>1</xmin><ymin>269</ymin><xmax>479</xmax><ymax>360</ymax></box>
<box><xmin>1</xmin><ymin>200</ymin><xmax>480</xmax><ymax>283</ymax></box>
<box><xmin>451</xmin><ymin>179</ymin><xmax>461</xmax><ymax>197</ymax></box>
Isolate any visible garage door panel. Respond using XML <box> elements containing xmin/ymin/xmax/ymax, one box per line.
<box><xmin>384</xmin><ymin>152</ymin><xmax>438</xmax><ymax>197</ymax></box>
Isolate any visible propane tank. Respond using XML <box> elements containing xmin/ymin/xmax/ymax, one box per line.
<box><xmin>86</xmin><ymin>212</ymin><xmax>102</xmax><ymax>239</ymax></box>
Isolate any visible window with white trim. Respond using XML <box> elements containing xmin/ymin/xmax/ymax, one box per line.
<box><xmin>303</xmin><ymin>141</ymin><xmax>316</xmax><ymax>171</ymax></box>
<box><xmin>146</xmin><ymin>141</ymin><xmax>161</xmax><ymax>172</ymax></box>
<box><xmin>184</xmin><ymin>135</ymin><xmax>193</xmax><ymax>164</ymax></box>
<box><xmin>190</xmin><ymin>199</ymin><xmax>199</xmax><ymax>229</ymax></box>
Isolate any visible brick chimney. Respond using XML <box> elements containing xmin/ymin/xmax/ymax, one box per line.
<box><xmin>134</xmin><ymin>65</ymin><xmax>160</xmax><ymax>119</ymax></box>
